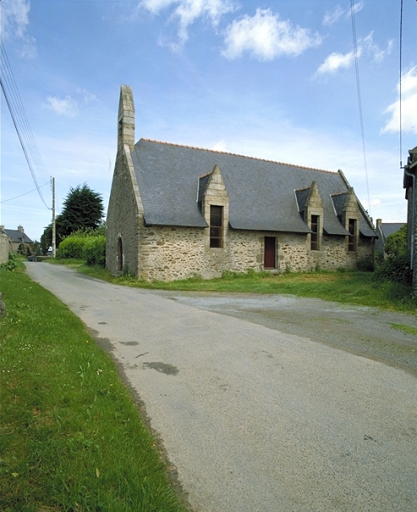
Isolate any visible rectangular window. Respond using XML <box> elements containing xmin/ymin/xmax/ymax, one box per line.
<box><xmin>311</xmin><ymin>215</ymin><xmax>319</xmax><ymax>250</ymax></box>
<box><xmin>348</xmin><ymin>219</ymin><xmax>356</xmax><ymax>252</ymax></box>
<box><xmin>210</xmin><ymin>205</ymin><xmax>223</xmax><ymax>248</ymax></box>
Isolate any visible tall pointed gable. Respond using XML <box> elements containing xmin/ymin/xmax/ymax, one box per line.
<box><xmin>118</xmin><ymin>85</ymin><xmax>135</xmax><ymax>151</ymax></box>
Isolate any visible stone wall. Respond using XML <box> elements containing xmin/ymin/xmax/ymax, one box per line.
<box><xmin>106</xmin><ymin>147</ymin><xmax>143</xmax><ymax>276</ymax></box>
<box><xmin>0</xmin><ymin>232</ymin><xmax>11</xmax><ymax>265</ymax></box>
<box><xmin>135</xmin><ymin>226</ymin><xmax>374</xmax><ymax>281</ymax></box>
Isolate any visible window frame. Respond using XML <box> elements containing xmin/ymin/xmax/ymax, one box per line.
<box><xmin>348</xmin><ymin>218</ymin><xmax>356</xmax><ymax>252</ymax></box>
<box><xmin>210</xmin><ymin>205</ymin><xmax>223</xmax><ymax>248</ymax></box>
<box><xmin>310</xmin><ymin>214</ymin><xmax>319</xmax><ymax>251</ymax></box>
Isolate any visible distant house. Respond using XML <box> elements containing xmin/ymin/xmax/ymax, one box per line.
<box><xmin>375</xmin><ymin>220</ymin><xmax>405</xmax><ymax>256</ymax></box>
<box><xmin>3</xmin><ymin>225</ymin><xmax>33</xmax><ymax>255</ymax></box>
<box><xmin>403</xmin><ymin>146</ymin><xmax>417</xmax><ymax>295</ymax></box>
<box><xmin>106</xmin><ymin>85</ymin><xmax>376</xmax><ymax>282</ymax></box>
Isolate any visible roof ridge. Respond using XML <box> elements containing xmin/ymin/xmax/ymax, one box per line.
<box><xmin>140</xmin><ymin>138</ymin><xmax>338</xmax><ymax>175</ymax></box>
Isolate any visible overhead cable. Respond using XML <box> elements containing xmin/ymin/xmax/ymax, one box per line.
<box><xmin>350</xmin><ymin>0</ymin><xmax>372</xmax><ymax>217</ymax></box>
<box><xmin>0</xmin><ymin>180</ymin><xmax>50</xmax><ymax>204</ymax></box>
<box><xmin>399</xmin><ymin>0</ymin><xmax>404</xmax><ymax>168</ymax></box>
<box><xmin>0</xmin><ymin>39</ymin><xmax>51</xmax><ymax>209</ymax></box>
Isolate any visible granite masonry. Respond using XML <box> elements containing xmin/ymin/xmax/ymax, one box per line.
<box><xmin>106</xmin><ymin>85</ymin><xmax>376</xmax><ymax>282</ymax></box>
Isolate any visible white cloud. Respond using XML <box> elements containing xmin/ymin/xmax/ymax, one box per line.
<box><xmin>0</xmin><ymin>0</ymin><xmax>37</xmax><ymax>57</ymax></box>
<box><xmin>316</xmin><ymin>32</ymin><xmax>392</xmax><ymax>75</ymax></box>
<box><xmin>350</xmin><ymin>1</ymin><xmax>364</xmax><ymax>16</ymax></box>
<box><xmin>222</xmin><ymin>8</ymin><xmax>322</xmax><ymax>60</ymax></box>
<box><xmin>212</xmin><ymin>140</ymin><xmax>228</xmax><ymax>152</ymax></box>
<box><xmin>362</xmin><ymin>32</ymin><xmax>393</xmax><ymax>62</ymax></box>
<box><xmin>77</xmin><ymin>88</ymin><xmax>100</xmax><ymax>105</ymax></box>
<box><xmin>382</xmin><ymin>66</ymin><xmax>417</xmax><ymax>134</ymax></box>
<box><xmin>45</xmin><ymin>96</ymin><xmax>79</xmax><ymax>118</ymax></box>
<box><xmin>316</xmin><ymin>50</ymin><xmax>357</xmax><ymax>74</ymax></box>
<box><xmin>141</xmin><ymin>0</ymin><xmax>236</xmax><ymax>48</ymax></box>
<box><xmin>43</xmin><ymin>89</ymin><xmax>100</xmax><ymax>117</ymax></box>
<box><xmin>322</xmin><ymin>5</ymin><xmax>344</xmax><ymax>26</ymax></box>
<box><xmin>322</xmin><ymin>1</ymin><xmax>363</xmax><ymax>26</ymax></box>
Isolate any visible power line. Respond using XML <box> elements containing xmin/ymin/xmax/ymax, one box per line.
<box><xmin>399</xmin><ymin>0</ymin><xmax>404</xmax><ymax>168</ymax></box>
<box><xmin>0</xmin><ymin>39</ymin><xmax>51</xmax><ymax>209</ymax></box>
<box><xmin>0</xmin><ymin>180</ymin><xmax>50</xmax><ymax>204</ymax></box>
<box><xmin>350</xmin><ymin>0</ymin><xmax>371</xmax><ymax>217</ymax></box>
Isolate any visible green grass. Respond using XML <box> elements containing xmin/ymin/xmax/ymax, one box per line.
<box><xmin>389</xmin><ymin>323</ymin><xmax>417</xmax><ymax>336</ymax></box>
<box><xmin>64</xmin><ymin>261</ymin><xmax>417</xmax><ymax>314</ymax></box>
<box><xmin>0</xmin><ymin>264</ymin><xmax>188</xmax><ymax>512</ymax></box>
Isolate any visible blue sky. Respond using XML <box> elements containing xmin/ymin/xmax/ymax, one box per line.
<box><xmin>1</xmin><ymin>0</ymin><xmax>416</xmax><ymax>242</ymax></box>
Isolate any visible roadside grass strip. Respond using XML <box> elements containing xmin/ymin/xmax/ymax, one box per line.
<box><xmin>73</xmin><ymin>262</ymin><xmax>417</xmax><ymax>314</ymax></box>
<box><xmin>0</xmin><ymin>266</ymin><xmax>188</xmax><ymax>512</ymax></box>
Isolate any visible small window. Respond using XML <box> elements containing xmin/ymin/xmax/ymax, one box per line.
<box><xmin>210</xmin><ymin>205</ymin><xmax>223</xmax><ymax>248</ymax></box>
<box><xmin>311</xmin><ymin>215</ymin><xmax>319</xmax><ymax>250</ymax></box>
<box><xmin>348</xmin><ymin>219</ymin><xmax>356</xmax><ymax>252</ymax></box>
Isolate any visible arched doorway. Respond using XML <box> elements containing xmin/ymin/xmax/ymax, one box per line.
<box><xmin>117</xmin><ymin>237</ymin><xmax>124</xmax><ymax>273</ymax></box>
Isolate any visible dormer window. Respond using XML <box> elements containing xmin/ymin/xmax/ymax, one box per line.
<box><xmin>210</xmin><ymin>205</ymin><xmax>223</xmax><ymax>248</ymax></box>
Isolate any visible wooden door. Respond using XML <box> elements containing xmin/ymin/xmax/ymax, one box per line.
<box><xmin>264</xmin><ymin>237</ymin><xmax>276</xmax><ymax>269</ymax></box>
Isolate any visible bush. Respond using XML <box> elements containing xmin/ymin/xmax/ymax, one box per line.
<box><xmin>57</xmin><ymin>235</ymin><xmax>86</xmax><ymax>259</ymax></box>
<box><xmin>385</xmin><ymin>224</ymin><xmax>407</xmax><ymax>257</ymax></box>
<box><xmin>373</xmin><ymin>253</ymin><xmax>411</xmax><ymax>285</ymax></box>
<box><xmin>83</xmin><ymin>235</ymin><xmax>106</xmax><ymax>267</ymax></box>
<box><xmin>356</xmin><ymin>257</ymin><xmax>374</xmax><ymax>272</ymax></box>
<box><xmin>0</xmin><ymin>253</ymin><xmax>17</xmax><ymax>271</ymax></box>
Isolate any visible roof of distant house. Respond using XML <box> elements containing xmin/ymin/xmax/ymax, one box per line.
<box><xmin>4</xmin><ymin>228</ymin><xmax>33</xmax><ymax>244</ymax></box>
<box><xmin>379</xmin><ymin>223</ymin><xmax>405</xmax><ymax>239</ymax></box>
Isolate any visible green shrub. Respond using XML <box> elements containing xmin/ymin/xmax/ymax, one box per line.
<box><xmin>385</xmin><ymin>224</ymin><xmax>407</xmax><ymax>257</ymax></box>
<box><xmin>83</xmin><ymin>235</ymin><xmax>106</xmax><ymax>267</ymax></box>
<box><xmin>57</xmin><ymin>235</ymin><xmax>86</xmax><ymax>259</ymax></box>
<box><xmin>0</xmin><ymin>253</ymin><xmax>17</xmax><ymax>271</ymax></box>
<box><xmin>356</xmin><ymin>257</ymin><xmax>374</xmax><ymax>272</ymax></box>
<box><xmin>373</xmin><ymin>253</ymin><xmax>411</xmax><ymax>284</ymax></box>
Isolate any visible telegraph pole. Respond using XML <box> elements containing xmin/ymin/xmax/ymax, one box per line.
<box><xmin>51</xmin><ymin>177</ymin><xmax>56</xmax><ymax>257</ymax></box>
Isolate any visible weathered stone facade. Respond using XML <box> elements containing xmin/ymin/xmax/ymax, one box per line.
<box><xmin>106</xmin><ymin>85</ymin><xmax>375</xmax><ymax>282</ymax></box>
<box><xmin>0</xmin><ymin>227</ymin><xmax>12</xmax><ymax>265</ymax></box>
<box><xmin>109</xmin><ymin>223</ymin><xmax>373</xmax><ymax>282</ymax></box>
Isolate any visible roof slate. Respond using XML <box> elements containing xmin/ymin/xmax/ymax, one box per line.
<box><xmin>4</xmin><ymin>229</ymin><xmax>33</xmax><ymax>244</ymax></box>
<box><xmin>380</xmin><ymin>223</ymin><xmax>405</xmax><ymax>238</ymax></box>
<box><xmin>130</xmin><ymin>139</ymin><xmax>374</xmax><ymax>236</ymax></box>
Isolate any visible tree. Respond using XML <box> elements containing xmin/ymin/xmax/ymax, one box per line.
<box><xmin>41</xmin><ymin>184</ymin><xmax>104</xmax><ymax>253</ymax></box>
<box><xmin>385</xmin><ymin>224</ymin><xmax>408</xmax><ymax>258</ymax></box>
<box><xmin>59</xmin><ymin>184</ymin><xmax>104</xmax><ymax>238</ymax></box>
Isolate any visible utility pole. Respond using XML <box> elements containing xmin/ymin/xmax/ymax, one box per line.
<box><xmin>51</xmin><ymin>177</ymin><xmax>56</xmax><ymax>257</ymax></box>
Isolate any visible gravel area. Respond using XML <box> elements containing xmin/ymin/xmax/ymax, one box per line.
<box><xmin>155</xmin><ymin>291</ymin><xmax>417</xmax><ymax>376</ymax></box>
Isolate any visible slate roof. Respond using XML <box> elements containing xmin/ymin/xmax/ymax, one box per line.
<box><xmin>4</xmin><ymin>229</ymin><xmax>33</xmax><ymax>244</ymax></box>
<box><xmin>130</xmin><ymin>139</ymin><xmax>375</xmax><ymax>236</ymax></box>
<box><xmin>379</xmin><ymin>223</ymin><xmax>405</xmax><ymax>239</ymax></box>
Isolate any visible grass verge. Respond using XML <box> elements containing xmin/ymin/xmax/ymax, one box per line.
<box><xmin>53</xmin><ymin>260</ymin><xmax>417</xmax><ymax>314</ymax></box>
<box><xmin>0</xmin><ymin>264</ymin><xmax>188</xmax><ymax>512</ymax></box>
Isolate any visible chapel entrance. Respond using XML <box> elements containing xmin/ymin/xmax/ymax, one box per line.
<box><xmin>117</xmin><ymin>237</ymin><xmax>124</xmax><ymax>273</ymax></box>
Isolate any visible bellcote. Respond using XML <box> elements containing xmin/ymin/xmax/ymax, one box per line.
<box><xmin>118</xmin><ymin>85</ymin><xmax>135</xmax><ymax>151</ymax></box>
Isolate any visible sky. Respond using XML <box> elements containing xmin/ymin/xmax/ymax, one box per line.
<box><xmin>1</xmin><ymin>0</ymin><xmax>416</xmax><ymax>242</ymax></box>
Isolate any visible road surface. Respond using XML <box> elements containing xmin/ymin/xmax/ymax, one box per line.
<box><xmin>25</xmin><ymin>262</ymin><xmax>417</xmax><ymax>512</ymax></box>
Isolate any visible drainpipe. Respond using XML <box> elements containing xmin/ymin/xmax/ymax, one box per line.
<box><xmin>404</xmin><ymin>169</ymin><xmax>415</xmax><ymax>275</ymax></box>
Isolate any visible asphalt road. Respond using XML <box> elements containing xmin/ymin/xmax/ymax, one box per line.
<box><xmin>25</xmin><ymin>263</ymin><xmax>417</xmax><ymax>512</ymax></box>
